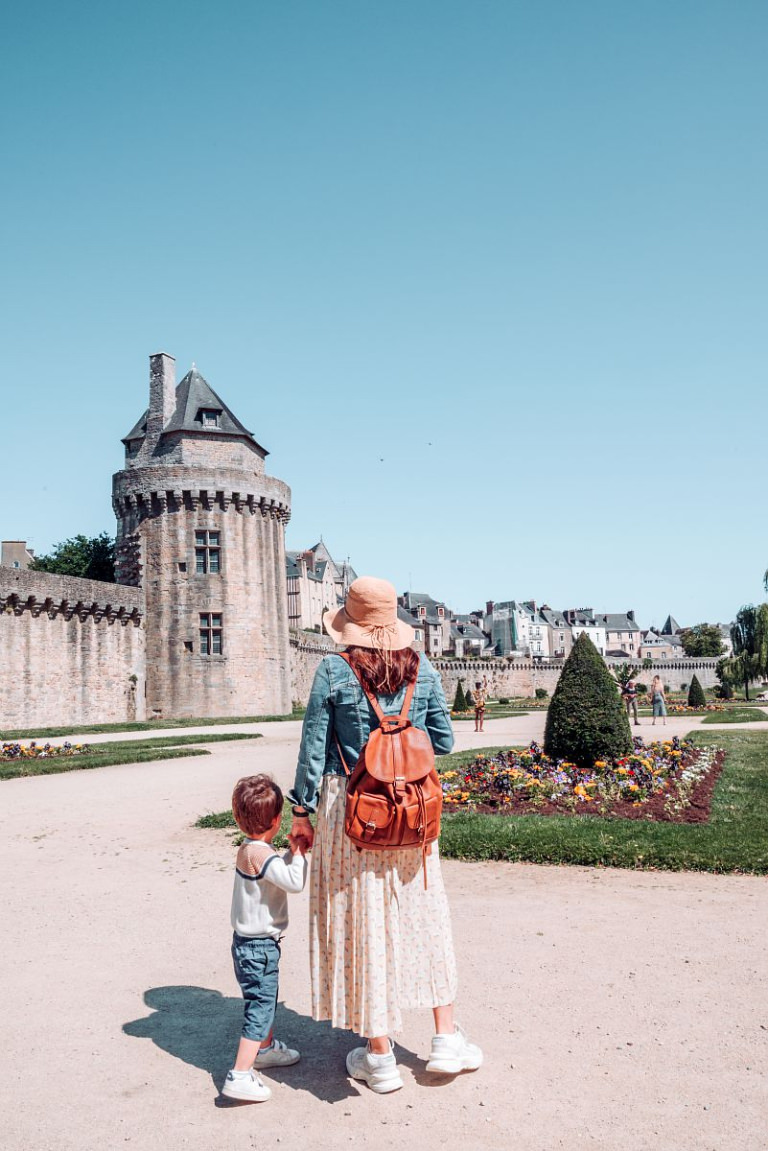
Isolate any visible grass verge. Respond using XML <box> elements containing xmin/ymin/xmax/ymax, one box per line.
<box><xmin>0</xmin><ymin>732</ymin><xmax>261</xmax><ymax>781</ymax></box>
<box><xmin>702</xmin><ymin>707</ymin><xmax>768</xmax><ymax>724</ymax></box>
<box><xmin>195</xmin><ymin>732</ymin><xmax>768</xmax><ymax>873</ymax></box>
<box><xmin>0</xmin><ymin>708</ymin><xmax>305</xmax><ymax>741</ymax></box>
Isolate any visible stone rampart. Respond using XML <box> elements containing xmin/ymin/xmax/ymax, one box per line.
<box><xmin>433</xmin><ymin>657</ymin><xmax>720</xmax><ymax>700</ymax></box>
<box><xmin>0</xmin><ymin>567</ymin><xmax>146</xmax><ymax>729</ymax></box>
<box><xmin>289</xmin><ymin>632</ymin><xmax>339</xmax><ymax>703</ymax></box>
<box><xmin>287</xmin><ymin>642</ymin><xmax>721</xmax><ymax>709</ymax></box>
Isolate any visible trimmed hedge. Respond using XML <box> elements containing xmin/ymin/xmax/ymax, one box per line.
<box><xmin>453</xmin><ymin>681</ymin><xmax>467</xmax><ymax>712</ymax></box>
<box><xmin>544</xmin><ymin>633</ymin><xmax>633</xmax><ymax>767</ymax></box>
<box><xmin>688</xmin><ymin>675</ymin><xmax>706</xmax><ymax>708</ymax></box>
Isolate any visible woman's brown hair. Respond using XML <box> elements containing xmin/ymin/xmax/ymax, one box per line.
<box><xmin>346</xmin><ymin>645</ymin><xmax>420</xmax><ymax>697</ymax></box>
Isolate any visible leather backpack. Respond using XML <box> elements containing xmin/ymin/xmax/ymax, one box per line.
<box><xmin>335</xmin><ymin>654</ymin><xmax>443</xmax><ymax>885</ymax></box>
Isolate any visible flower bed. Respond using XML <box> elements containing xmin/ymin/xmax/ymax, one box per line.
<box><xmin>667</xmin><ymin>703</ymin><xmax>725</xmax><ymax>714</ymax></box>
<box><xmin>1</xmin><ymin>741</ymin><xmax>90</xmax><ymax>761</ymax></box>
<box><xmin>440</xmin><ymin>738</ymin><xmax>726</xmax><ymax>823</ymax></box>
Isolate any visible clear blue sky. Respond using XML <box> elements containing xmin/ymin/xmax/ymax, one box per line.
<box><xmin>2</xmin><ymin>1</ymin><xmax>766</xmax><ymax>629</ymax></box>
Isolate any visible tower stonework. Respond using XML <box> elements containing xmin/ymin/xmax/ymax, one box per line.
<box><xmin>112</xmin><ymin>353</ymin><xmax>292</xmax><ymax>718</ymax></box>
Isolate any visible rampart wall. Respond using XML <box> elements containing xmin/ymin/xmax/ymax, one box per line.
<box><xmin>288</xmin><ymin>640</ymin><xmax>721</xmax><ymax>708</ymax></box>
<box><xmin>432</xmin><ymin>658</ymin><xmax>720</xmax><ymax>699</ymax></box>
<box><xmin>0</xmin><ymin>567</ymin><xmax>145</xmax><ymax>730</ymax></box>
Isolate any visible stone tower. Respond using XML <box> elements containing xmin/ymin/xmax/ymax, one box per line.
<box><xmin>112</xmin><ymin>352</ymin><xmax>292</xmax><ymax>718</ymax></box>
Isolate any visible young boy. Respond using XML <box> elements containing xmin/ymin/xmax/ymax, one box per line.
<box><xmin>222</xmin><ymin>774</ymin><xmax>308</xmax><ymax>1103</ymax></box>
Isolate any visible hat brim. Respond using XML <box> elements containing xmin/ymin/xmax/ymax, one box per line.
<box><xmin>322</xmin><ymin>606</ymin><xmax>415</xmax><ymax>651</ymax></box>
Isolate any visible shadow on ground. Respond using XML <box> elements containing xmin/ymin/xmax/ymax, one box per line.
<box><xmin>123</xmin><ymin>986</ymin><xmax>449</xmax><ymax>1104</ymax></box>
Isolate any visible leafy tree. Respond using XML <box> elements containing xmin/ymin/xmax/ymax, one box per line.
<box><xmin>613</xmin><ymin>663</ymin><xmax>640</xmax><ymax>688</ymax></box>
<box><xmin>544</xmin><ymin>633</ymin><xmax>633</xmax><ymax>767</ymax></box>
<box><xmin>725</xmin><ymin>604</ymin><xmax>768</xmax><ymax>701</ymax></box>
<box><xmin>452</xmin><ymin>680</ymin><xmax>467</xmax><ymax>712</ymax></box>
<box><xmin>687</xmin><ymin>675</ymin><xmax>706</xmax><ymax>708</ymax></box>
<box><xmin>30</xmin><ymin>533</ymin><xmax>116</xmax><ymax>583</ymax></box>
<box><xmin>534</xmin><ymin>687</ymin><xmax>549</xmax><ymax>700</ymax></box>
<box><xmin>679</xmin><ymin>623</ymin><xmax>724</xmax><ymax>657</ymax></box>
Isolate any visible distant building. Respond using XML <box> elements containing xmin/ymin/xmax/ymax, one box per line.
<box><xmin>639</xmin><ymin>629</ymin><xmax>680</xmax><ymax>661</ymax></box>
<box><xmin>448</xmin><ymin>616</ymin><xmax>489</xmax><ymax>658</ymax></box>
<box><xmin>1</xmin><ymin>541</ymin><xmax>34</xmax><ymax>570</ymax></box>
<box><xmin>540</xmin><ymin>606</ymin><xmax>573</xmax><ymax>659</ymax></box>
<box><xmin>399</xmin><ymin>591</ymin><xmax>451</xmax><ymax>657</ymax></box>
<box><xmin>286</xmin><ymin>541</ymin><xmax>356</xmax><ymax>632</ymax></box>
<box><xmin>600</xmin><ymin>611</ymin><xmax>641</xmax><ymax>658</ymax></box>
<box><xmin>564</xmin><ymin>608</ymin><xmax>607</xmax><ymax>656</ymax></box>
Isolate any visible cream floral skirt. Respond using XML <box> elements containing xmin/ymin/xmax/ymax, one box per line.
<box><xmin>310</xmin><ymin>775</ymin><xmax>458</xmax><ymax>1037</ymax></box>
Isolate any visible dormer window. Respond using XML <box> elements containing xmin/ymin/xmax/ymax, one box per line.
<box><xmin>200</xmin><ymin>408</ymin><xmax>221</xmax><ymax>428</ymax></box>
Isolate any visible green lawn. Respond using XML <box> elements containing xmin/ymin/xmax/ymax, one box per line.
<box><xmin>196</xmin><ymin>732</ymin><xmax>768</xmax><ymax>873</ymax></box>
<box><xmin>0</xmin><ymin>707</ymin><xmax>305</xmax><ymax>741</ymax></box>
<box><xmin>0</xmin><ymin>732</ymin><xmax>262</xmax><ymax>781</ymax></box>
<box><xmin>701</xmin><ymin>707</ymin><xmax>768</xmax><ymax>724</ymax></box>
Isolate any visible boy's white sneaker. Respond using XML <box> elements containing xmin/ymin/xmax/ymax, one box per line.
<box><xmin>253</xmin><ymin>1038</ymin><xmax>300</xmax><ymax>1068</ymax></box>
<box><xmin>426</xmin><ymin>1024</ymin><xmax>483</xmax><ymax>1074</ymax></box>
<box><xmin>346</xmin><ymin>1042</ymin><xmax>404</xmax><ymax>1094</ymax></box>
<box><xmin>221</xmin><ymin>1069</ymin><xmax>272</xmax><ymax>1102</ymax></box>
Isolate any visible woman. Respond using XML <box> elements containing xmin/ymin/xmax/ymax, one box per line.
<box><xmin>288</xmin><ymin>576</ymin><xmax>482</xmax><ymax>1094</ymax></box>
<box><xmin>651</xmin><ymin>675</ymin><xmax>667</xmax><ymax>725</ymax></box>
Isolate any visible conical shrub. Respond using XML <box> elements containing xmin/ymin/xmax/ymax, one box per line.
<box><xmin>687</xmin><ymin>675</ymin><xmax>706</xmax><ymax>708</ymax></box>
<box><xmin>544</xmin><ymin>633</ymin><xmax>633</xmax><ymax>766</ymax></box>
<box><xmin>452</xmin><ymin>680</ymin><xmax>467</xmax><ymax>712</ymax></box>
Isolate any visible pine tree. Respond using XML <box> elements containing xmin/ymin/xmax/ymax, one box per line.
<box><xmin>544</xmin><ymin>633</ymin><xmax>633</xmax><ymax>767</ymax></box>
<box><xmin>687</xmin><ymin>675</ymin><xmax>706</xmax><ymax>708</ymax></box>
<box><xmin>452</xmin><ymin>680</ymin><xmax>467</xmax><ymax>712</ymax></box>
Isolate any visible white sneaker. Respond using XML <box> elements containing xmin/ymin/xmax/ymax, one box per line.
<box><xmin>426</xmin><ymin>1024</ymin><xmax>483</xmax><ymax>1074</ymax></box>
<box><xmin>254</xmin><ymin>1038</ymin><xmax>300</xmax><ymax>1068</ymax></box>
<box><xmin>346</xmin><ymin>1042</ymin><xmax>404</xmax><ymax>1094</ymax></box>
<box><xmin>221</xmin><ymin>1069</ymin><xmax>272</xmax><ymax>1102</ymax></box>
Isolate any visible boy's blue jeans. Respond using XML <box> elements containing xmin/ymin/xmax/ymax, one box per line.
<box><xmin>231</xmin><ymin>933</ymin><xmax>281</xmax><ymax>1041</ymax></box>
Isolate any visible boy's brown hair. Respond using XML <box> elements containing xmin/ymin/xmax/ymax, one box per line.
<box><xmin>231</xmin><ymin>774</ymin><xmax>284</xmax><ymax>838</ymax></box>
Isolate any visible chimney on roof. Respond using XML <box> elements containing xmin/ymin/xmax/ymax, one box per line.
<box><xmin>147</xmin><ymin>352</ymin><xmax>176</xmax><ymax>438</ymax></box>
<box><xmin>627</xmin><ymin>610</ymin><xmax>635</xmax><ymax>623</ymax></box>
<box><xmin>486</xmin><ymin>600</ymin><xmax>495</xmax><ymax>616</ymax></box>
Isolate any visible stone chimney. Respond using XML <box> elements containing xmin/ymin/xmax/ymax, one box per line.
<box><xmin>146</xmin><ymin>352</ymin><xmax>176</xmax><ymax>439</ymax></box>
<box><xmin>486</xmin><ymin>600</ymin><xmax>495</xmax><ymax>616</ymax></box>
<box><xmin>627</xmin><ymin>610</ymin><xmax>635</xmax><ymax>623</ymax></box>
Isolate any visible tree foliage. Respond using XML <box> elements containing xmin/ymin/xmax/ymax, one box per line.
<box><xmin>687</xmin><ymin>675</ymin><xmax>706</xmax><ymax>708</ymax></box>
<box><xmin>30</xmin><ymin>533</ymin><xmax>116</xmax><ymax>583</ymax></box>
<box><xmin>724</xmin><ymin>604</ymin><xmax>768</xmax><ymax>701</ymax></box>
<box><xmin>613</xmin><ymin>663</ymin><xmax>640</xmax><ymax>688</ymax></box>
<box><xmin>544</xmin><ymin>633</ymin><xmax>633</xmax><ymax>767</ymax></box>
<box><xmin>679</xmin><ymin>623</ymin><xmax>724</xmax><ymax>657</ymax></box>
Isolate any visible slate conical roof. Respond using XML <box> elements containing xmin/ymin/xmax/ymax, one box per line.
<box><xmin>122</xmin><ymin>368</ymin><xmax>267</xmax><ymax>455</ymax></box>
<box><xmin>660</xmin><ymin>615</ymin><xmax>681</xmax><ymax>635</ymax></box>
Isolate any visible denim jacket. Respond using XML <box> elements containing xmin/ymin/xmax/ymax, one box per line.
<box><xmin>288</xmin><ymin>652</ymin><xmax>455</xmax><ymax>814</ymax></box>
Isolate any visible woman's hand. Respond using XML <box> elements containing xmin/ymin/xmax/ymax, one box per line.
<box><xmin>289</xmin><ymin>816</ymin><xmax>314</xmax><ymax>854</ymax></box>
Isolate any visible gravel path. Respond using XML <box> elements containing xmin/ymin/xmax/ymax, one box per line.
<box><xmin>1</xmin><ymin>722</ymin><xmax>766</xmax><ymax>1151</ymax></box>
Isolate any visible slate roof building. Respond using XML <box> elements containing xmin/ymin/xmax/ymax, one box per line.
<box><xmin>113</xmin><ymin>352</ymin><xmax>292</xmax><ymax>718</ymax></box>
<box><xmin>286</xmin><ymin>540</ymin><xmax>357</xmax><ymax>632</ymax></box>
<box><xmin>399</xmin><ymin>591</ymin><xmax>451</xmax><ymax>657</ymax></box>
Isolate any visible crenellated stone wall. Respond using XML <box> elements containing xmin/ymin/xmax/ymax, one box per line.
<box><xmin>289</xmin><ymin>632</ymin><xmax>339</xmax><ymax>704</ymax></box>
<box><xmin>433</xmin><ymin>657</ymin><xmax>721</xmax><ymax>700</ymax></box>
<box><xmin>0</xmin><ymin>567</ymin><xmax>145</xmax><ymax>729</ymax></box>
<box><xmin>287</xmin><ymin>642</ymin><xmax>722</xmax><ymax>709</ymax></box>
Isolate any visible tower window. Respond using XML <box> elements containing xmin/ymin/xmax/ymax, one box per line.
<box><xmin>195</xmin><ymin>530</ymin><xmax>221</xmax><ymax>574</ymax></box>
<box><xmin>200</xmin><ymin>409</ymin><xmax>221</xmax><ymax>428</ymax></box>
<box><xmin>199</xmin><ymin>613</ymin><xmax>223</xmax><ymax>655</ymax></box>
